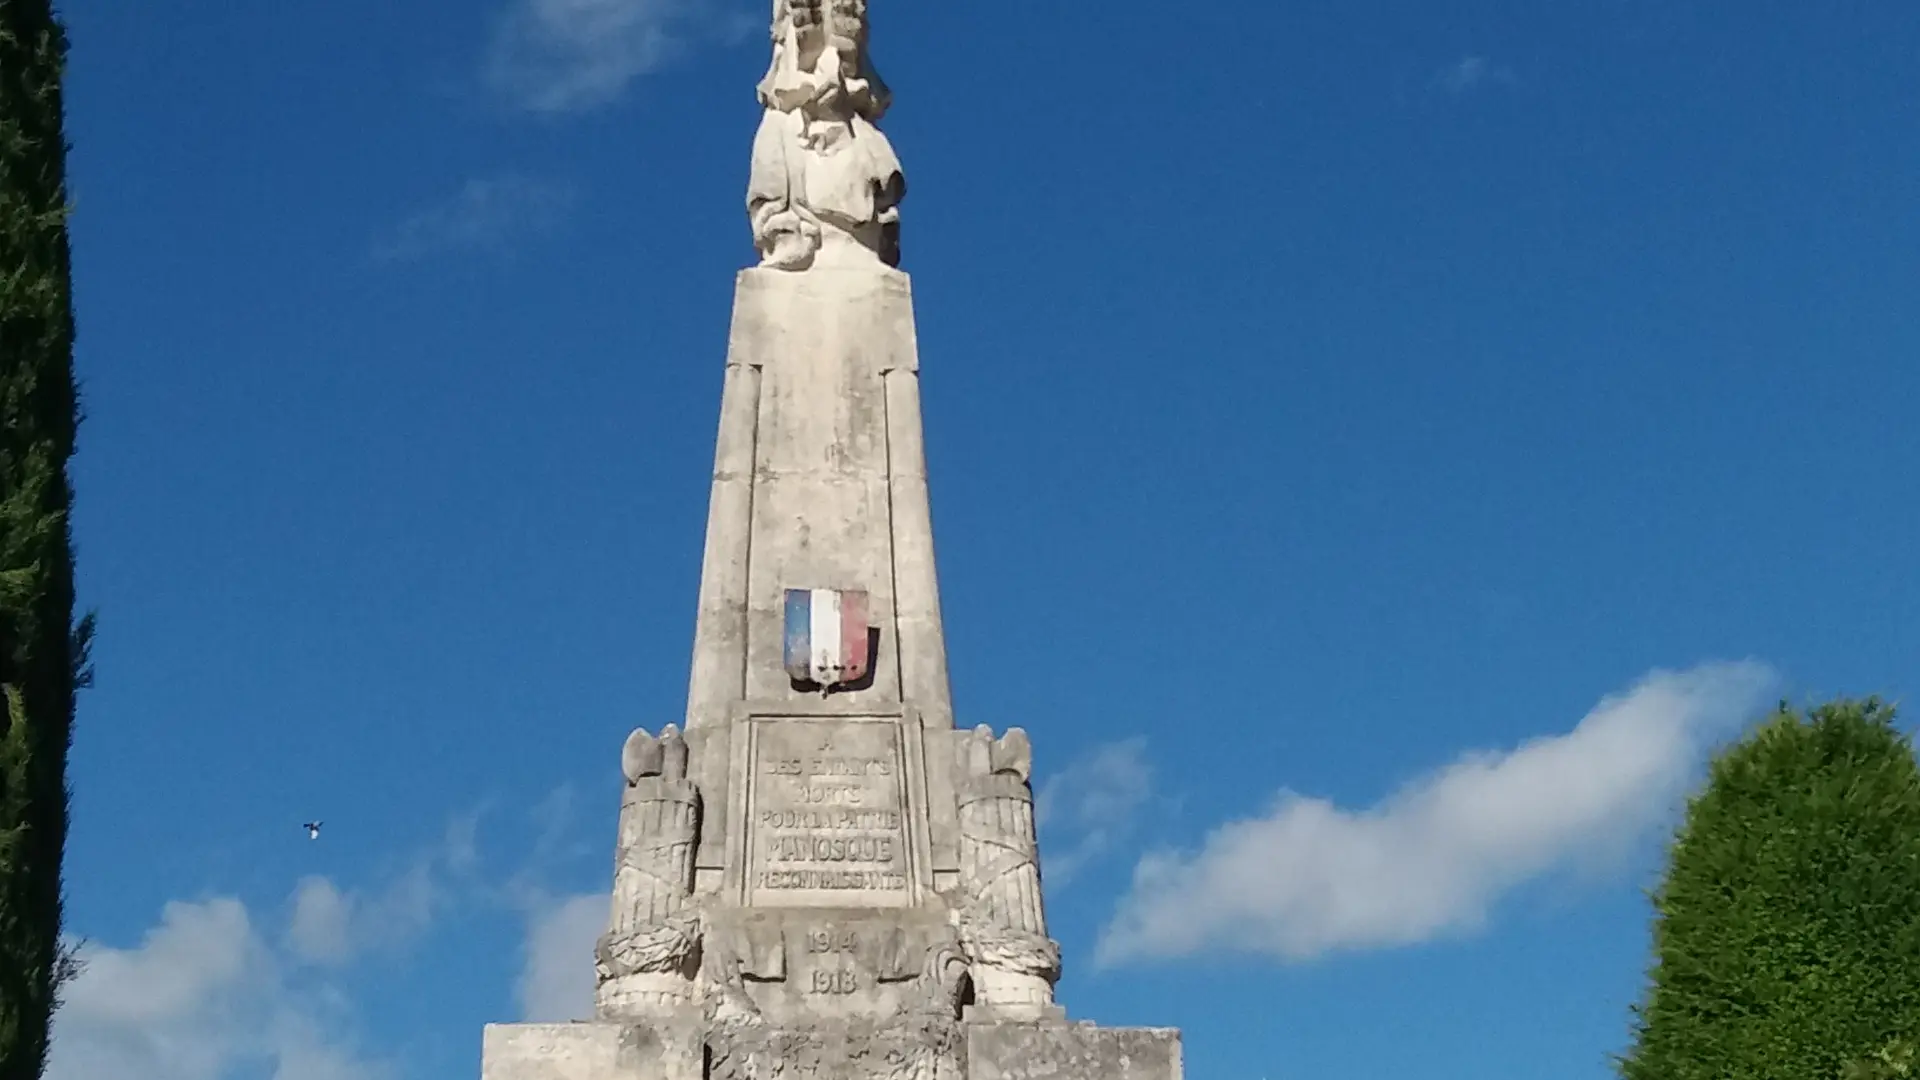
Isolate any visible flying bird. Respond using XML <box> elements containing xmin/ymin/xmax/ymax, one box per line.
<box><xmin>302</xmin><ymin>821</ymin><xmax>323</xmax><ymax>840</ymax></box>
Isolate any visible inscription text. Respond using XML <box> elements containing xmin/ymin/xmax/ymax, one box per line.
<box><xmin>747</xmin><ymin>720</ymin><xmax>912</xmax><ymax>907</ymax></box>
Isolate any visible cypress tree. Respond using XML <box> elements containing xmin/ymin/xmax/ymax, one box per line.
<box><xmin>0</xmin><ymin>2</ymin><xmax>88</xmax><ymax>1077</ymax></box>
<box><xmin>1618</xmin><ymin>700</ymin><xmax>1920</xmax><ymax>1080</ymax></box>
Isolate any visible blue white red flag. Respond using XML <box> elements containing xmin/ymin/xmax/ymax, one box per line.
<box><xmin>783</xmin><ymin>588</ymin><xmax>871</xmax><ymax>688</ymax></box>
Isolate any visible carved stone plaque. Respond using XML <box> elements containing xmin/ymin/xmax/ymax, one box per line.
<box><xmin>746</xmin><ymin>719</ymin><xmax>912</xmax><ymax>908</ymax></box>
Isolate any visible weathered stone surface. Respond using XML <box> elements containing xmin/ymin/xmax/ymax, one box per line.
<box><xmin>732</xmin><ymin>267</ymin><xmax>921</xmax><ymax>711</ymax></box>
<box><xmin>481</xmin><ymin>1021</ymin><xmax>703</xmax><ymax>1080</ymax></box>
<box><xmin>709</xmin><ymin>1016</ymin><xmax>963</xmax><ymax>1080</ymax></box>
<box><xmin>742</xmin><ymin>717</ymin><xmax>913</xmax><ymax>907</ymax></box>
<box><xmin>965</xmin><ymin>1024</ymin><xmax>1184</xmax><ymax>1080</ymax></box>
<box><xmin>703</xmin><ymin>928</ymin><xmax>970</xmax><ymax>1079</ymax></box>
<box><xmin>681</xmin><ymin>266</ymin><xmax>955</xmax><ymax>882</ymax></box>
<box><xmin>699</xmin><ymin>905</ymin><xmax>959</xmax><ymax>1025</ymax></box>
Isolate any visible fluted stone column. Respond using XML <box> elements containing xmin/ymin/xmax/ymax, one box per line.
<box><xmin>596</xmin><ymin>726</ymin><xmax>702</xmax><ymax>1017</ymax></box>
<box><xmin>955</xmin><ymin>726</ymin><xmax>1061</xmax><ymax>1019</ymax></box>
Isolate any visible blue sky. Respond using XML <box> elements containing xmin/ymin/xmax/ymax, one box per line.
<box><xmin>44</xmin><ymin>2</ymin><xmax>1920</xmax><ymax>1078</ymax></box>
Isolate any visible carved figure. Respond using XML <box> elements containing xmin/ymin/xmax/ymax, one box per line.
<box><xmin>953</xmin><ymin>726</ymin><xmax>1062</xmax><ymax>1019</ymax></box>
<box><xmin>747</xmin><ymin>0</ymin><xmax>906</xmax><ymax>270</ymax></box>
<box><xmin>595</xmin><ymin>725</ymin><xmax>703</xmax><ymax>1017</ymax></box>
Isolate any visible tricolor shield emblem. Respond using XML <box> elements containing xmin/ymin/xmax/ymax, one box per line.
<box><xmin>783</xmin><ymin>588</ymin><xmax>872</xmax><ymax>688</ymax></box>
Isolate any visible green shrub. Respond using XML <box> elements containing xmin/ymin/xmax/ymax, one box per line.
<box><xmin>1618</xmin><ymin>700</ymin><xmax>1920</xmax><ymax>1080</ymax></box>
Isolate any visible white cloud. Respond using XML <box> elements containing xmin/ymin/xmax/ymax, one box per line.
<box><xmin>517</xmin><ymin>892</ymin><xmax>608</xmax><ymax>1022</ymax></box>
<box><xmin>287</xmin><ymin>879</ymin><xmax>355</xmax><ymax>966</ymax></box>
<box><xmin>1037</xmin><ymin>737</ymin><xmax>1156</xmax><ymax>885</ymax></box>
<box><xmin>443</xmin><ymin>812</ymin><xmax>483</xmax><ymax>875</ymax></box>
<box><xmin>374</xmin><ymin>175</ymin><xmax>575</xmax><ymax>262</ymax></box>
<box><xmin>285</xmin><ymin>818</ymin><xmax>474</xmax><ymax>966</ymax></box>
<box><xmin>1096</xmin><ymin>660</ymin><xmax>1778</xmax><ymax>966</ymax></box>
<box><xmin>285</xmin><ymin>866</ymin><xmax>435</xmax><ymax>967</ymax></box>
<box><xmin>49</xmin><ymin>815</ymin><xmax>491</xmax><ymax>1079</ymax></box>
<box><xmin>1438</xmin><ymin>55</ymin><xmax>1517</xmax><ymax>95</ymax></box>
<box><xmin>486</xmin><ymin>0</ymin><xmax>696</xmax><ymax>113</ymax></box>
<box><xmin>47</xmin><ymin>898</ymin><xmax>386</xmax><ymax>1080</ymax></box>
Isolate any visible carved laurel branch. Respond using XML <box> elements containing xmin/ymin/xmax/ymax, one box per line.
<box><xmin>955</xmin><ymin>913</ymin><xmax>1061</xmax><ymax>980</ymax></box>
<box><xmin>595</xmin><ymin>912</ymin><xmax>701</xmax><ymax>979</ymax></box>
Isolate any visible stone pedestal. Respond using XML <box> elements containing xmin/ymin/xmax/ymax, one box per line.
<box><xmin>481</xmin><ymin>1022</ymin><xmax>703</xmax><ymax>1080</ymax></box>
<box><xmin>967</xmin><ymin>1023</ymin><xmax>1183</xmax><ymax>1080</ymax></box>
<box><xmin>485</xmin><ymin>1021</ymin><xmax>1180</xmax><ymax>1080</ymax></box>
<box><xmin>482</xmin><ymin>262</ymin><xmax>1180</xmax><ymax>1080</ymax></box>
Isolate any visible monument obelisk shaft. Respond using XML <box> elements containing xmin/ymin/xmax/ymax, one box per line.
<box><xmin>684</xmin><ymin>273</ymin><xmax>953</xmax><ymax>719</ymax></box>
<box><xmin>678</xmin><ymin>0</ymin><xmax>954</xmax><ymax>887</ymax></box>
<box><xmin>682</xmin><ymin>266</ymin><xmax>960</xmax><ymax>882</ymax></box>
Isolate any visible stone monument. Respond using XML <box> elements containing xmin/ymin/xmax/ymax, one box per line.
<box><xmin>481</xmin><ymin>3</ymin><xmax>1183</xmax><ymax>1078</ymax></box>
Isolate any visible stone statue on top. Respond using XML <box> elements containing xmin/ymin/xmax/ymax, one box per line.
<box><xmin>748</xmin><ymin>0</ymin><xmax>906</xmax><ymax>271</ymax></box>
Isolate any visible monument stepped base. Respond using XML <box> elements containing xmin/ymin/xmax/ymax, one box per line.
<box><xmin>482</xmin><ymin>1021</ymin><xmax>1181</xmax><ymax>1080</ymax></box>
<box><xmin>482</xmin><ymin>1023</ymin><xmax>701</xmax><ymax>1080</ymax></box>
<box><xmin>965</xmin><ymin>1022</ymin><xmax>1182</xmax><ymax>1080</ymax></box>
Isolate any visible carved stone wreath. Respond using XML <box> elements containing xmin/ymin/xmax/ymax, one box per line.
<box><xmin>955</xmin><ymin>907</ymin><xmax>1061</xmax><ymax>981</ymax></box>
<box><xmin>594</xmin><ymin>913</ymin><xmax>701</xmax><ymax>980</ymax></box>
